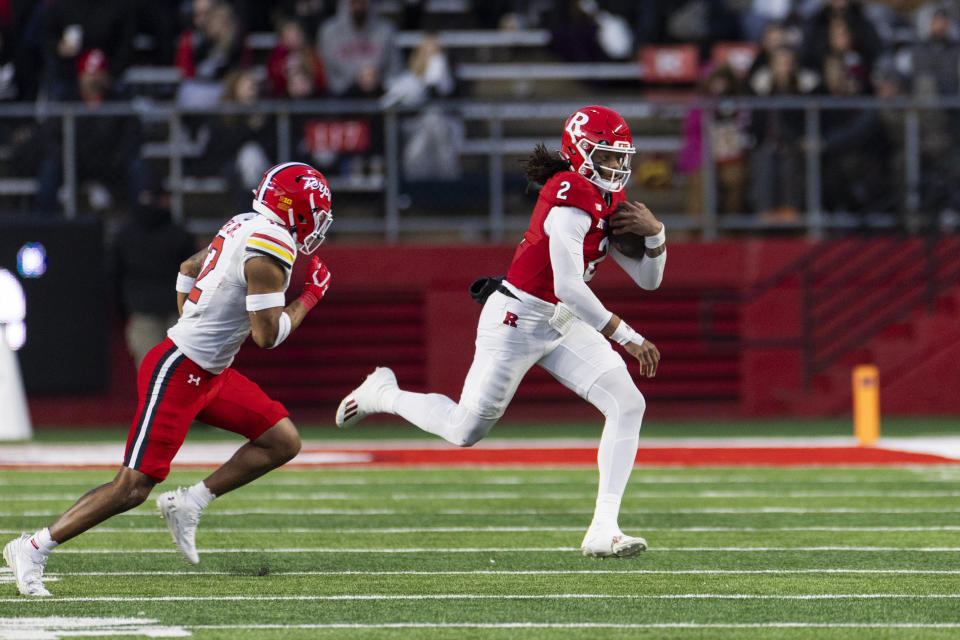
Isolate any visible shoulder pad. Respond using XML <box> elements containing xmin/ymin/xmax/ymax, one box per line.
<box><xmin>541</xmin><ymin>171</ymin><xmax>603</xmax><ymax>215</ymax></box>
<box><xmin>245</xmin><ymin>224</ymin><xmax>296</xmax><ymax>270</ymax></box>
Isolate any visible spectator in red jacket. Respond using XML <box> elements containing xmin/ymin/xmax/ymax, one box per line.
<box><xmin>266</xmin><ymin>16</ymin><xmax>325</xmax><ymax>98</ymax></box>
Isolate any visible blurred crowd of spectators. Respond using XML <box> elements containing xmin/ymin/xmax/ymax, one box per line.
<box><xmin>0</xmin><ymin>0</ymin><xmax>958</xmax><ymax>226</ymax></box>
<box><xmin>669</xmin><ymin>0</ymin><xmax>960</xmax><ymax>226</ymax></box>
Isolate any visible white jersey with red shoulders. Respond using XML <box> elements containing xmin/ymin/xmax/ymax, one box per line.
<box><xmin>167</xmin><ymin>212</ymin><xmax>296</xmax><ymax>373</ymax></box>
<box><xmin>506</xmin><ymin>170</ymin><xmax>625</xmax><ymax>303</ymax></box>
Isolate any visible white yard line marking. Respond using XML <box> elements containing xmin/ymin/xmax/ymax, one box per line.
<box><xmin>434</xmin><ymin>508</ymin><xmax>960</xmax><ymax>515</ymax></box>
<box><xmin>643</xmin><ymin>526</ymin><xmax>960</xmax><ymax>532</ymax></box>
<box><xmin>39</xmin><ymin>546</ymin><xmax>960</xmax><ymax>554</ymax></box>
<box><xmin>619</xmin><ymin>507</ymin><xmax>960</xmax><ymax>514</ymax></box>
<box><xmin>10</xmin><ymin>490</ymin><xmax>960</xmax><ymax>501</ymax></box>
<box><xmin>3</xmin><ymin>526</ymin><xmax>960</xmax><ymax>535</ymax></box>
<box><xmin>7</xmin><ymin>507</ymin><xmax>960</xmax><ymax>517</ymax></box>
<box><xmin>185</xmin><ymin>623</ymin><xmax>960</xmax><ymax>630</ymax></box>
<box><xmin>650</xmin><ymin>547</ymin><xmax>960</xmax><ymax>552</ymax></box>
<box><xmin>5</xmin><ymin>593</ymin><xmax>960</xmax><ymax>604</ymax></box>
<box><xmin>3</xmin><ymin>474</ymin><xmax>959</xmax><ymax>487</ymax></box>
<box><xmin>43</xmin><ymin>569</ymin><xmax>960</xmax><ymax>577</ymax></box>
<box><xmin>0</xmin><ymin>509</ymin><xmax>399</xmax><ymax>517</ymax></box>
<box><xmin>0</xmin><ymin>617</ymin><xmax>187</xmax><ymax>638</ymax></box>
<box><xmin>425</xmin><ymin>490</ymin><xmax>960</xmax><ymax>499</ymax></box>
<box><xmin>257</xmin><ymin>475</ymin><xmax>960</xmax><ymax>486</ymax></box>
<box><xmin>624</xmin><ymin>507</ymin><xmax>960</xmax><ymax>514</ymax></box>
<box><xmin>0</xmin><ymin>527</ymin><xmax>593</xmax><ymax>535</ymax></box>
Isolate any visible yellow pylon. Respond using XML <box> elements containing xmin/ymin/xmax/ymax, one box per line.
<box><xmin>852</xmin><ymin>365</ymin><xmax>880</xmax><ymax>446</ymax></box>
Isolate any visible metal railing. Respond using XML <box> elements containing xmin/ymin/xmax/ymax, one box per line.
<box><xmin>0</xmin><ymin>95</ymin><xmax>955</xmax><ymax>242</ymax></box>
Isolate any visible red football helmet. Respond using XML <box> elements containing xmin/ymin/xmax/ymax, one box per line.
<box><xmin>559</xmin><ymin>105</ymin><xmax>635</xmax><ymax>192</ymax></box>
<box><xmin>252</xmin><ymin>162</ymin><xmax>333</xmax><ymax>255</ymax></box>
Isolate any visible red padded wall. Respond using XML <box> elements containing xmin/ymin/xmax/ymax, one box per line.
<box><xmin>36</xmin><ymin>237</ymin><xmax>958</xmax><ymax>425</ymax></box>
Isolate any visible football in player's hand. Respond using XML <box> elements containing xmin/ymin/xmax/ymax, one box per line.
<box><xmin>610</xmin><ymin>230</ymin><xmax>646</xmax><ymax>258</ymax></box>
<box><xmin>607</xmin><ymin>201</ymin><xmax>652</xmax><ymax>259</ymax></box>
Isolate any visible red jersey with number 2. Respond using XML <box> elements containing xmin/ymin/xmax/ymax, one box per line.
<box><xmin>506</xmin><ymin>170</ymin><xmax>625</xmax><ymax>303</ymax></box>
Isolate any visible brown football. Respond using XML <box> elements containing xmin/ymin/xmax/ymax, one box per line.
<box><xmin>610</xmin><ymin>231</ymin><xmax>646</xmax><ymax>259</ymax></box>
<box><xmin>607</xmin><ymin>201</ymin><xmax>647</xmax><ymax>258</ymax></box>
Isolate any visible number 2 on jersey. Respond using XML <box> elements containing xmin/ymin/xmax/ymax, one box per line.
<box><xmin>584</xmin><ymin>236</ymin><xmax>609</xmax><ymax>282</ymax></box>
<box><xmin>556</xmin><ymin>181</ymin><xmax>571</xmax><ymax>200</ymax></box>
<box><xmin>187</xmin><ymin>235</ymin><xmax>225</xmax><ymax>304</ymax></box>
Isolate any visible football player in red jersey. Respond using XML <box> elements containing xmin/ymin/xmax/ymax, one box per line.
<box><xmin>337</xmin><ymin>106</ymin><xmax>666</xmax><ymax>558</ymax></box>
<box><xmin>3</xmin><ymin>163</ymin><xmax>333</xmax><ymax>596</ymax></box>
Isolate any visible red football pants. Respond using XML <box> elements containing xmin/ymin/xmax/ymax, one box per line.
<box><xmin>123</xmin><ymin>338</ymin><xmax>288</xmax><ymax>481</ymax></box>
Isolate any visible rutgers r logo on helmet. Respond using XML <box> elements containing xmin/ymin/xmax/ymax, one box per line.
<box><xmin>559</xmin><ymin>105</ymin><xmax>636</xmax><ymax>193</ymax></box>
<box><xmin>565</xmin><ymin>111</ymin><xmax>590</xmax><ymax>139</ymax></box>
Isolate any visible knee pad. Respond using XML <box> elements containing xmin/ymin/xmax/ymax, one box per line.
<box><xmin>623</xmin><ymin>389</ymin><xmax>646</xmax><ymax>422</ymax></box>
<box><xmin>452</xmin><ymin>411</ymin><xmax>497</xmax><ymax>448</ymax></box>
<box><xmin>460</xmin><ymin>390</ymin><xmax>509</xmax><ymax>423</ymax></box>
<box><xmin>588</xmin><ymin>369</ymin><xmax>646</xmax><ymax>428</ymax></box>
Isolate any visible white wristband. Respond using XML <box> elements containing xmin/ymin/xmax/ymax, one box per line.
<box><xmin>610</xmin><ymin>320</ymin><xmax>643</xmax><ymax>346</ymax></box>
<box><xmin>246</xmin><ymin>292</ymin><xmax>286</xmax><ymax>312</ymax></box>
<box><xmin>645</xmin><ymin>223</ymin><xmax>666</xmax><ymax>248</ymax></box>
<box><xmin>269</xmin><ymin>312</ymin><xmax>292</xmax><ymax>349</ymax></box>
<box><xmin>175</xmin><ymin>272</ymin><xmax>196</xmax><ymax>294</ymax></box>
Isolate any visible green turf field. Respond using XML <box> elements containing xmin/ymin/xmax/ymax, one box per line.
<box><xmin>2</xmin><ymin>463</ymin><xmax>960</xmax><ymax>639</ymax></box>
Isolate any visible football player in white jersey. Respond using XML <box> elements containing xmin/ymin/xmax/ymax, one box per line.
<box><xmin>3</xmin><ymin>162</ymin><xmax>334</xmax><ymax>596</ymax></box>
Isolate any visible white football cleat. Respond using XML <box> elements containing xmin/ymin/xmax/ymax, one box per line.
<box><xmin>580</xmin><ymin>528</ymin><xmax>648</xmax><ymax>558</ymax></box>
<box><xmin>157</xmin><ymin>488</ymin><xmax>201</xmax><ymax>564</ymax></box>
<box><xmin>3</xmin><ymin>534</ymin><xmax>51</xmax><ymax>596</ymax></box>
<box><xmin>335</xmin><ymin>367</ymin><xmax>398</xmax><ymax>428</ymax></box>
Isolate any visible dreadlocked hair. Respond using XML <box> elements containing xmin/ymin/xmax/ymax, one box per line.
<box><xmin>522</xmin><ymin>143</ymin><xmax>570</xmax><ymax>188</ymax></box>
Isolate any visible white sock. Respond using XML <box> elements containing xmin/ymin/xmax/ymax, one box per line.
<box><xmin>28</xmin><ymin>528</ymin><xmax>58</xmax><ymax>557</ymax></box>
<box><xmin>185</xmin><ymin>482</ymin><xmax>215</xmax><ymax>511</ymax></box>
<box><xmin>585</xmin><ymin>369</ymin><xmax>646</xmax><ymax>533</ymax></box>
<box><xmin>380</xmin><ymin>385</ymin><xmax>401</xmax><ymax>412</ymax></box>
<box><xmin>590</xmin><ymin>493</ymin><xmax>622</xmax><ymax>531</ymax></box>
<box><xmin>392</xmin><ymin>390</ymin><xmax>457</xmax><ymax>436</ymax></box>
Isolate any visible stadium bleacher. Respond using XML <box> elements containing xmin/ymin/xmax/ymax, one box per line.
<box><xmin>0</xmin><ymin>1</ymin><xmax>952</xmax><ymax>241</ymax></box>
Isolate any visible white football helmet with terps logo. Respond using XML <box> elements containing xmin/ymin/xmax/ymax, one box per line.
<box><xmin>559</xmin><ymin>105</ymin><xmax>635</xmax><ymax>192</ymax></box>
<box><xmin>252</xmin><ymin>162</ymin><xmax>333</xmax><ymax>255</ymax></box>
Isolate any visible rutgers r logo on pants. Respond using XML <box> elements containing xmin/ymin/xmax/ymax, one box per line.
<box><xmin>503</xmin><ymin>312</ymin><xmax>519</xmax><ymax>328</ymax></box>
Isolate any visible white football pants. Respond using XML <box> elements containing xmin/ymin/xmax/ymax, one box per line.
<box><xmin>389</xmin><ymin>285</ymin><xmax>646</xmax><ymax>527</ymax></box>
